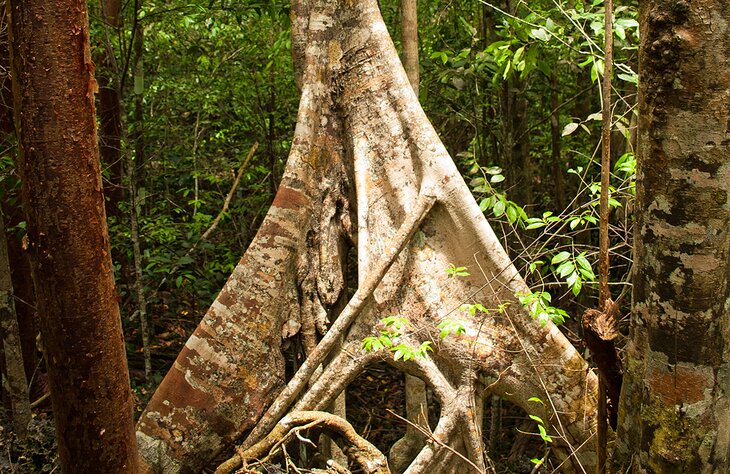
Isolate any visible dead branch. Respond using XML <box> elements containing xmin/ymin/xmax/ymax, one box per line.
<box><xmin>200</xmin><ymin>142</ymin><xmax>259</xmax><ymax>242</ymax></box>
<box><xmin>158</xmin><ymin>142</ymin><xmax>258</xmax><ymax>289</ymax></box>
<box><xmin>215</xmin><ymin>411</ymin><xmax>389</xmax><ymax>474</ymax></box>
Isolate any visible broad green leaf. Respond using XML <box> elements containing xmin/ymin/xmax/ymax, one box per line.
<box><xmin>551</xmin><ymin>251</ymin><xmax>571</xmax><ymax>264</ymax></box>
<box><xmin>530</xmin><ymin>27</ymin><xmax>550</xmax><ymax>42</ymax></box>
<box><xmin>493</xmin><ymin>199</ymin><xmax>506</xmax><ymax>217</ymax></box>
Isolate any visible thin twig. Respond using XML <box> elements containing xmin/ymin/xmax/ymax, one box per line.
<box><xmin>157</xmin><ymin>142</ymin><xmax>258</xmax><ymax>289</ymax></box>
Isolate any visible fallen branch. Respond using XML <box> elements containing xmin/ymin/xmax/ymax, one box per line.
<box><xmin>215</xmin><ymin>411</ymin><xmax>389</xmax><ymax>474</ymax></box>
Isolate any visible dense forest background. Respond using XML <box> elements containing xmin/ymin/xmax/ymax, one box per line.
<box><xmin>1</xmin><ymin>0</ymin><xmax>641</xmax><ymax>471</ymax></box>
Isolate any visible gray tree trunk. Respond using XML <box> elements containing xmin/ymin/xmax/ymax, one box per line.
<box><xmin>613</xmin><ymin>0</ymin><xmax>730</xmax><ymax>471</ymax></box>
<box><xmin>137</xmin><ymin>2</ymin><xmax>598</xmax><ymax>472</ymax></box>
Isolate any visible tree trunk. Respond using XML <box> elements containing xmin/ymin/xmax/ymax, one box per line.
<box><xmin>613</xmin><ymin>0</ymin><xmax>730</xmax><ymax>471</ymax></box>
<box><xmin>97</xmin><ymin>0</ymin><xmax>124</xmax><ymax>220</ymax></box>
<box><xmin>129</xmin><ymin>18</ymin><xmax>152</xmax><ymax>381</ymax></box>
<box><xmin>7</xmin><ymin>0</ymin><xmax>139</xmax><ymax>471</ymax></box>
<box><xmin>137</xmin><ymin>2</ymin><xmax>598</xmax><ymax>472</ymax></box>
<box><xmin>0</xmin><ymin>3</ymin><xmax>38</xmax><ymax>388</ymax></box>
<box><xmin>0</xmin><ymin>212</ymin><xmax>31</xmax><ymax>438</ymax></box>
<box><xmin>400</xmin><ymin>0</ymin><xmax>419</xmax><ymax>96</ymax></box>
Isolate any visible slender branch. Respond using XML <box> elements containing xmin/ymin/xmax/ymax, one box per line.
<box><xmin>597</xmin><ymin>0</ymin><xmax>613</xmax><ymax>471</ymax></box>
<box><xmin>599</xmin><ymin>0</ymin><xmax>614</xmax><ymax>308</ymax></box>
<box><xmin>157</xmin><ymin>142</ymin><xmax>258</xmax><ymax>289</ymax></box>
<box><xmin>200</xmin><ymin>142</ymin><xmax>258</xmax><ymax>242</ymax></box>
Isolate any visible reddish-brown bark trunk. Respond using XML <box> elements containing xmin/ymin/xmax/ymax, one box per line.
<box><xmin>7</xmin><ymin>0</ymin><xmax>139</xmax><ymax>471</ymax></box>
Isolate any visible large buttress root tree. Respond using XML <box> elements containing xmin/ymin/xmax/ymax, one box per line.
<box><xmin>137</xmin><ymin>2</ymin><xmax>598</xmax><ymax>472</ymax></box>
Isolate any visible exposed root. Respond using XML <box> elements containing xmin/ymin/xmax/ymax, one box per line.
<box><xmin>240</xmin><ymin>193</ymin><xmax>436</xmax><ymax>450</ymax></box>
<box><xmin>215</xmin><ymin>411</ymin><xmax>389</xmax><ymax>474</ymax></box>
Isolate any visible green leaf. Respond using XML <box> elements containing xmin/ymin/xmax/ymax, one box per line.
<box><xmin>478</xmin><ymin>198</ymin><xmax>490</xmax><ymax>212</ymax></box>
<box><xmin>578</xmin><ymin>267</ymin><xmax>596</xmax><ymax>281</ymax></box>
<box><xmin>571</xmin><ymin>276</ymin><xmax>582</xmax><ymax>296</ymax></box>
<box><xmin>537</xmin><ymin>424</ymin><xmax>553</xmax><ymax>443</ymax></box>
<box><xmin>530</xmin><ymin>27</ymin><xmax>550</xmax><ymax>42</ymax></box>
<box><xmin>615</xmin><ymin>18</ymin><xmax>639</xmax><ymax>28</ymax></box>
<box><xmin>618</xmin><ymin>72</ymin><xmax>638</xmax><ymax>84</ymax></box>
<box><xmin>551</xmin><ymin>251</ymin><xmax>571</xmax><ymax>265</ymax></box>
<box><xmin>490</xmin><ymin>174</ymin><xmax>505</xmax><ymax>183</ymax></box>
<box><xmin>576</xmin><ymin>254</ymin><xmax>592</xmax><ymax>272</ymax></box>
<box><xmin>493</xmin><ymin>199</ymin><xmax>506</xmax><ymax>217</ymax></box>
<box><xmin>528</xmin><ymin>397</ymin><xmax>545</xmax><ymax>406</ymax></box>
<box><xmin>558</xmin><ymin>261</ymin><xmax>575</xmax><ymax>278</ymax></box>
<box><xmin>506</xmin><ymin>205</ymin><xmax>518</xmax><ymax>224</ymax></box>
<box><xmin>529</xmin><ymin>414</ymin><xmax>544</xmax><ymax>424</ymax></box>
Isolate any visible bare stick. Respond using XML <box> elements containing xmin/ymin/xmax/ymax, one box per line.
<box><xmin>216</xmin><ymin>411</ymin><xmax>389</xmax><ymax>474</ymax></box>
<box><xmin>597</xmin><ymin>0</ymin><xmax>614</xmax><ymax>471</ymax></box>
<box><xmin>158</xmin><ymin>142</ymin><xmax>258</xmax><ymax>289</ymax></box>
<box><xmin>200</xmin><ymin>142</ymin><xmax>259</xmax><ymax>242</ymax></box>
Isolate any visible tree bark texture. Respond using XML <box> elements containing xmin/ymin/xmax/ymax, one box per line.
<box><xmin>0</xmin><ymin>212</ymin><xmax>31</xmax><ymax>438</ymax></box>
<box><xmin>137</xmin><ymin>2</ymin><xmax>598</xmax><ymax>472</ymax></box>
<box><xmin>401</xmin><ymin>0</ymin><xmax>419</xmax><ymax>97</ymax></box>
<box><xmin>7</xmin><ymin>1</ymin><xmax>139</xmax><ymax>471</ymax></box>
<box><xmin>613</xmin><ymin>0</ymin><xmax>730</xmax><ymax>471</ymax></box>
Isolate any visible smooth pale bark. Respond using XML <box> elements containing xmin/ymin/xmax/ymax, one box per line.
<box><xmin>7</xmin><ymin>0</ymin><xmax>139</xmax><ymax>471</ymax></box>
<box><xmin>137</xmin><ymin>1</ymin><xmax>598</xmax><ymax>472</ymax></box>
<box><xmin>393</xmin><ymin>2</ymin><xmax>429</xmax><ymax>471</ymax></box>
<box><xmin>613</xmin><ymin>0</ymin><xmax>730</xmax><ymax>471</ymax></box>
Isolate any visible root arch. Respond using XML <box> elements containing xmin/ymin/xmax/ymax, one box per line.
<box><xmin>136</xmin><ymin>1</ymin><xmax>598</xmax><ymax>473</ymax></box>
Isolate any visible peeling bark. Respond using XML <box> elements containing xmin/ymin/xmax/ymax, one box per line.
<box><xmin>137</xmin><ymin>1</ymin><xmax>598</xmax><ymax>472</ymax></box>
<box><xmin>613</xmin><ymin>0</ymin><xmax>730</xmax><ymax>471</ymax></box>
<box><xmin>7</xmin><ymin>0</ymin><xmax>139</xmax><ymax>470</ymax></box>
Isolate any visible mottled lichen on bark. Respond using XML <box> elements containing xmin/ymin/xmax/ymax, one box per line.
<box><xmin>614</xmin><ymin>0</ymin><xmax>730</xmax><ymax>470</ymax></box>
